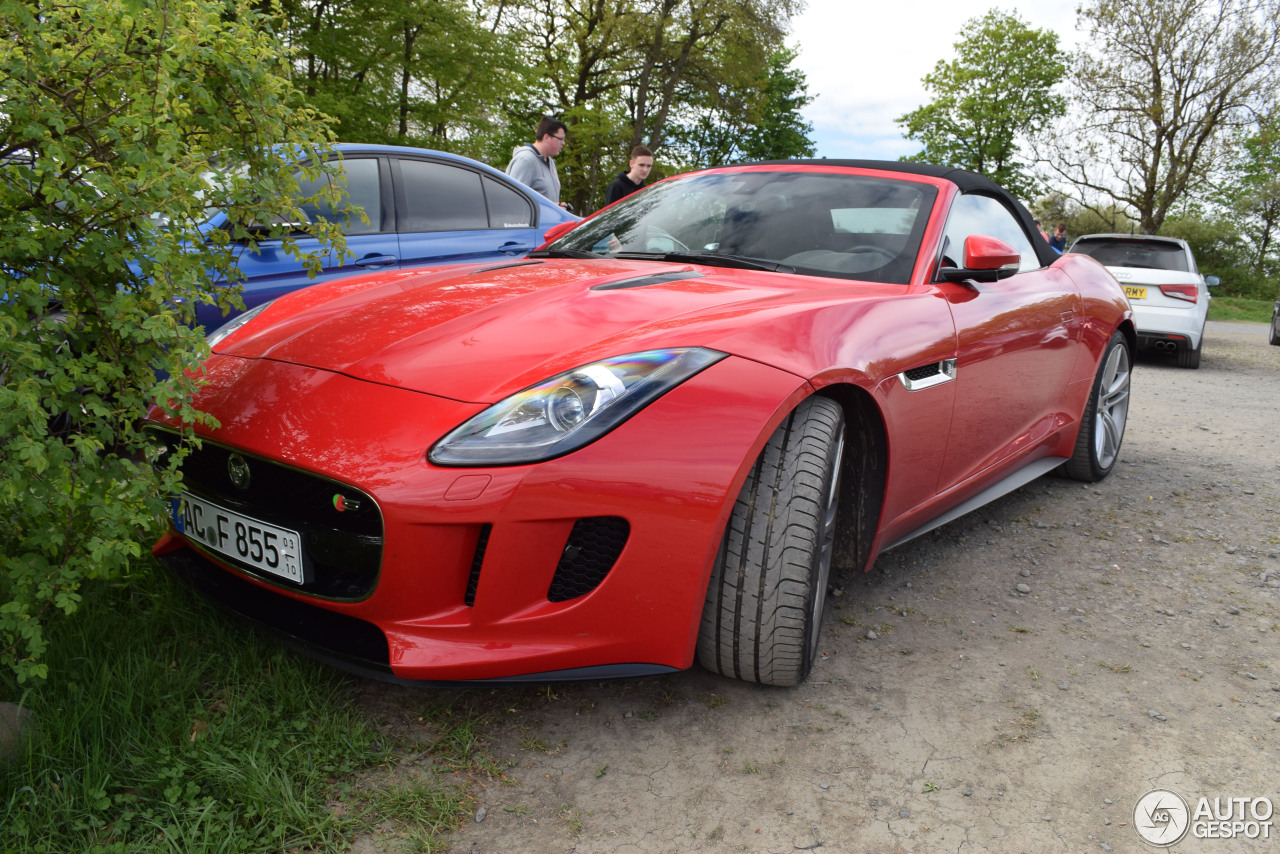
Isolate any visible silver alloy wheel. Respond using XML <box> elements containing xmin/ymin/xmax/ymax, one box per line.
<box><xmin>1093</xmin><ymin>342</ymin><xmax>1131</xmax><ymax>469</ymax></box>
<box><xmin>807</xmin><ymin>430</ymin><xmax>845</xmax><ymax>662</ymax></box>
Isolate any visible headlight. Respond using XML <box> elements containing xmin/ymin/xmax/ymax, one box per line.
<box><xmin>206</xmin><ymin>300</ymin><xmax>273</xmax><ymax>348</ymax></box>
<box><xmin>429</xmin><ymin>348</ymin><xmax>726</xmax><ymax>466</ymax></box>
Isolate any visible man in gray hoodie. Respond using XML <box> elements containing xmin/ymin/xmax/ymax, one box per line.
<box><xmin>506</xmin><ymin>118</ymin><xmax>567</xmax><ymax>208</ymax></box>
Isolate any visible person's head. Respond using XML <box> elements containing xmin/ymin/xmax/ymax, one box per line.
<box><xmin>534</xmin><ymin>118</ymin><xmax>567</xmax><ymax>157</ymax></box>
<box><xmin>626</xmin><ymin>145</ymin><xmax>654</xmax><ymax>183</ymax></box>
<box><xmin>1054</xmin><ymin>223</ymin><xmax>1066</xmax><ymax>236</ymax></box>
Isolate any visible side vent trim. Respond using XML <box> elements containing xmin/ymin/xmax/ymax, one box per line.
<box><xmin>899</xmin><ymin>358</ymin><xmax>957</xmax><ymax>391</ymax></box>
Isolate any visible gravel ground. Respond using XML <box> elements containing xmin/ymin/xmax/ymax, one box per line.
<box><xmin>360</xmin><ymin>320</ymin><xmax>1280</xmax><ymax>854</ymax></box>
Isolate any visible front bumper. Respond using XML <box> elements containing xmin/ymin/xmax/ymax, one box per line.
<box><xmin>151</xmin><ymin>353</ymin><xmax>809</xmax><ymax>681</ymax></box>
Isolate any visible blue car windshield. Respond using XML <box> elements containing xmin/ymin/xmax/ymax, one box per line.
<box><xmin>552</xmin><ymin>169</ymin><xmax>938</xmax><ymax>284</ymax></box>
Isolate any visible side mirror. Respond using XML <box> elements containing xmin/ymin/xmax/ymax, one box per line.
<box><xmin>1205</xmin><ymin>275</ymin><xmax>1221</xmax><ymax>287</ymax></box>
<box><xmin>538</xmin><ymin>220</ymin><xmax>578</xmax><ymax>248</ymax></box>
<box><xmin>938</xmin><ymin>234</ymin><xmax>1022</xmax><ymax>283</ymax></box>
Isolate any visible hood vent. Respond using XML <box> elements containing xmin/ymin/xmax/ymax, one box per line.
<box><xmin>591</xmin><ymin>270</ymin><xmax>703</xmax><ymax>291</ymax></box>
<box><xmin>470</xmin><ymin>259</ymin><xmax>544</xmax><ymax>275</ymax></box>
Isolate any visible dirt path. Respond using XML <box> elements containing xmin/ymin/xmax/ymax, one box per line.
<box><xmin>363</xmin><ymin>320</ymin><xmax>1280</xmax><ymax>854</ymax></box>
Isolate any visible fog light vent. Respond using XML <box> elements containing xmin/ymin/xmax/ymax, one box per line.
<box><xmin>547</xmin><ymin>517</ymin><xmax>629</xmax><ymax>602</ymax></box>
<box><xmin>465</xmin><ymin>524</ymin><xmax>491</xmax><ymax>607</ymax></box>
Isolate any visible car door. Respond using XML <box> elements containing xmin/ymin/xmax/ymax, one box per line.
<box><xmin>195</xmin><ymin>155</ymin><xmax>398</xmax><ymax>331</ymax></box>
<box><xmin>934</xmin><ymin>192</ymin><xmax>1083</xmax><ymax>490</ymax></box>
<box><xmin>301</xmin><ymin>155</ymin><xmax>399</xmax><ymax>279</ymax></box>
<box><xmin>391</xmin><ymin>156</ymin><xmax>541</xmax><ymax>267</ymax></box>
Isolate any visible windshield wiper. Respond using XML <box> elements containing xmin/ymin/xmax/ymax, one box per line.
<box><xmin>617</xmin><ymin>250</ymin><xmax>792</xmax><ymax>273</ymax></box>
<box><xmin>528</xmin><ymin>248</ymin><xmax>605</xmax><ymax>259</ymax></box>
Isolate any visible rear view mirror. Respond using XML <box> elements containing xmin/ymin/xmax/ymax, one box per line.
<box><xmin>938</xmin><ymin>234</ymin><xmax>1021</xmax><ymax>283</ymax></box>
<box><xmin>1205</xmin><ymin>275</ymin><xmax>1221</xmax><ymax>286</ymax></box>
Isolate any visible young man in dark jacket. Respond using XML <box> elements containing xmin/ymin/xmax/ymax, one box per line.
<box><xmin>604</xmin><ymin>145</ymin><xmax>654</xmax><ymax>205</ymax></box>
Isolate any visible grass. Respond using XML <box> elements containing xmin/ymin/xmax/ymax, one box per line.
<box><xmin>989</xmin><ymin>707</ymin><xmax>1042</xmax><ymax>747</ymax></box>
<box><xmin>1207</xmin><ymin>296</ymin><xmax>1274</xmax><ymax>324</ymax></box>
<box><xmin>0</xmin><ymin>564</ymin><xmax>471</xmax><ymax>853</ymax></box>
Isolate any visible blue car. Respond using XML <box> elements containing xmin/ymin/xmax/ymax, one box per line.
<box><xmin>192</xmin><ymin>144</ymin><xmax>577</xmax><ymax>330</ymax></box>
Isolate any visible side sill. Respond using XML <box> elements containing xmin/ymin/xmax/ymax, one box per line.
<box><xmin>883</xmin><ymin>456</ymin><xmax>1067</xmax><ymax>551</ymax></box>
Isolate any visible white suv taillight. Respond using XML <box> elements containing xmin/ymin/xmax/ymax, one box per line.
<box><xmin>1159</xmin><ymin>284</ymin><xmax>1199</xmax><ymax>302</ymax></box>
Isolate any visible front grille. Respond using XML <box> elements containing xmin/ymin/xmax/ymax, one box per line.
<box><xmin>547</xmin><ymin>517</ymin><xmax>629</xmax><ymax>602</ymax></box>
<box><xmin>149</xmin><ymin>428</ymin><xmax>383</xmax><ymax>600</ymax></box>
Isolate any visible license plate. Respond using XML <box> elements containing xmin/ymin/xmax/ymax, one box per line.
<box><xmin>1123</xmin><ymin>286</ymin><xmax>1147</xmax><ymax>300</ymax></box>
<box><xmin>172</xmin><ymin>492</ymin><xmax>305</xmax><ymax>583</ymax></box>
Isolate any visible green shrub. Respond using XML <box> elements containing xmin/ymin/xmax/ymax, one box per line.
<box><xmin>0</xmin><ymin>0</ymin><xmax>344</xmax><ymax>682</ymax></box>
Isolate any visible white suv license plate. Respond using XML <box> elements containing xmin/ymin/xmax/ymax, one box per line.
<box><xmin>173</xmin><ymin>492</ymin><xmax>305</xmax><ymax>584</ymax></box>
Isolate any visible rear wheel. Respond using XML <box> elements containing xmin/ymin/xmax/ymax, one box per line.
<box><xmin>1176</xmin><ymin>335</ymin><xmax>1202</xmax><ymax>369</ymax></box>
<box><xmin>1269</xmin><ymin>313</ymin><xmax>1280</xmax><ymax>346</ymax></box>
<box><xmin>1063</xmin><ymin>331</ymin><xmax>1130</xmax><ymax>482</ymax></box>
<box><xmin>697</xmin><ymin>396</ymin><xmax>845</xmax><ymax>686</ymax></box>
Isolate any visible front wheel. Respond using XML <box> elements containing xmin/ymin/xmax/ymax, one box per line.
<box><xmin>1269</xmin><ymin>314</ymin><xmax>1280</xmax><ymax>346</ymax></box>
<box><xmin>1062</xmin><ymin>331</ymin><xmax>1131</xmax><ymax>482</ymax></box>
<box><xmin>697</xmin><ymin>396</ymin><xmax>845</xmax><ymax>686</ymax></box>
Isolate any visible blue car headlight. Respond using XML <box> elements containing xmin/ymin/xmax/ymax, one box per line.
<box><xmin>429</xmin><ymin>348</ymin><xmax>727</xmax><ymax>466</ymax></box>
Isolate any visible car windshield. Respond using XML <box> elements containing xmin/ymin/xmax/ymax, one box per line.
<box><xmin>1071</xmin><ymin>238</ymin><xmax>1190</xmax><ymax>272</ymax></box>
<box><xmin>545</xmin><ymin>170</ymin><xmax>938</xmax><ymax>284</ymax></box>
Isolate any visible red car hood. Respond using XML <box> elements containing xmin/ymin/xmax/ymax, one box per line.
<box><xmin>215</xmin><ymin>258</ymin><xmax>873</xmax><ymax>402</ymax></box>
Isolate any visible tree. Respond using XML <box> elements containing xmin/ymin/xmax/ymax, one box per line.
<box><xmin>1043</xmin><ymin>0</ymin><xmax>1280</xmax><ymax>234</ymax></box>
<box><xmin>664</xmin><ymin>47</ymin><xmax>816</xmax><ymax>170</ymax></box>
<box><xmin>897</xmin><ymin>9</ymin><xmax>1066</xmax><ymax>200</ymax></box>
<box><xmin>1227</xmin><ymin>112</ymin><xmax>1280</xmax><ymax>282</ymax></box>
<box><xmin>0</xmin><ymin>0</ymin><xmax>342</xmax><ymax>681</ymax></box>
<box><xmin>492</xmin><ymin>0</ymin><xmax>800</xmax><ymax>212</ymax></box>
<box><xmin>276</xmin><ymin>0</ymin><xmax>520</xmax><ymax>153</ymax></box>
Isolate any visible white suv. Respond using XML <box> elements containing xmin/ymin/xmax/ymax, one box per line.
<box><xmin>1069</xmin><ymin>234</ymin><xmax>1219</xmax><ymax>369</ymax></box>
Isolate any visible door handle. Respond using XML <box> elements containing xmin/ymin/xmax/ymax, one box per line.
<box><xmin>499</xmin><ymin>243</ymin><xmax>533</xmax><ymax>255</ymax></box>
<box><xmin>355</xmin><ymin>254</ymin><xmax>397</xmax><ymax>268</ymax></box>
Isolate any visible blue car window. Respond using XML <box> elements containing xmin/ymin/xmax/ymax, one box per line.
<box><xmin>294</xmin><ymin>158</ymin><xmax>383</xmax><ymax>235</ymax></box>
<box><xmin>482</xmin><ymin>176</ymin><xmax>534</xmax><ymax>228</ymax></box>
<box><xmin>399</xmin><ymin>160</ymin><xmax>488</xmax><ymax>231</ymax></box>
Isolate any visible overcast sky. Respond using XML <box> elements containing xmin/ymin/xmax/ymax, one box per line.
<box><xmin>789</xmin><ymin>1</ymin><xmax>1085</xmax><ymax>160</ymax></box>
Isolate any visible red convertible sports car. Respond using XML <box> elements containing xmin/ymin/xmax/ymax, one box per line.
<box><xmin>149</xmin><ymin>160</ymin><xmax>1133</xmax><ymax>687</ymax></box>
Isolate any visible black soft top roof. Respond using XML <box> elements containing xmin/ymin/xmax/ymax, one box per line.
<box><xmin>750</xmin><ymin>159</ymin><xmax>1058</xmax><ymax>268</ymax></box>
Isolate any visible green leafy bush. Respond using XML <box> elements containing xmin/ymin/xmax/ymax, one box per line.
<box><xmin>0</xmin><ymin>0</ymin><xmax>344</xmax><ymax>682</ymax></box>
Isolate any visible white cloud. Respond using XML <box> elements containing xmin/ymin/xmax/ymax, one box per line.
<box><xmin>789</xmin><ymin>0</ymin><xmax>1083</xmax><ymax>160</ymax></box>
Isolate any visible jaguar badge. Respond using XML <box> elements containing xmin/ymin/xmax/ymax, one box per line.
<box><xmin>227</xmin><ymin>454</ymin><xmax>251</xmax><ymax>490</ymax></box>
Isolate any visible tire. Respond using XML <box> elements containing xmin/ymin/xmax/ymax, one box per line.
<box><xmin>1176</xmin><ymin>335</ymin><xmax>1202</xmax><ymax>369</ymax></box>
<box><xmin>697</xmin><ymin>396</ymin><xmax>845</xmax><ymax>686</ymax></box>
<box><xmin>1062</xmin><ymin>331</ymin><xmax>1131</xmax><ymax>482</ymax></box>
<box><xmin>1269</xmin><ymin>314</ymin><xmax>1280</xmax><ymax>346</ymax></box>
